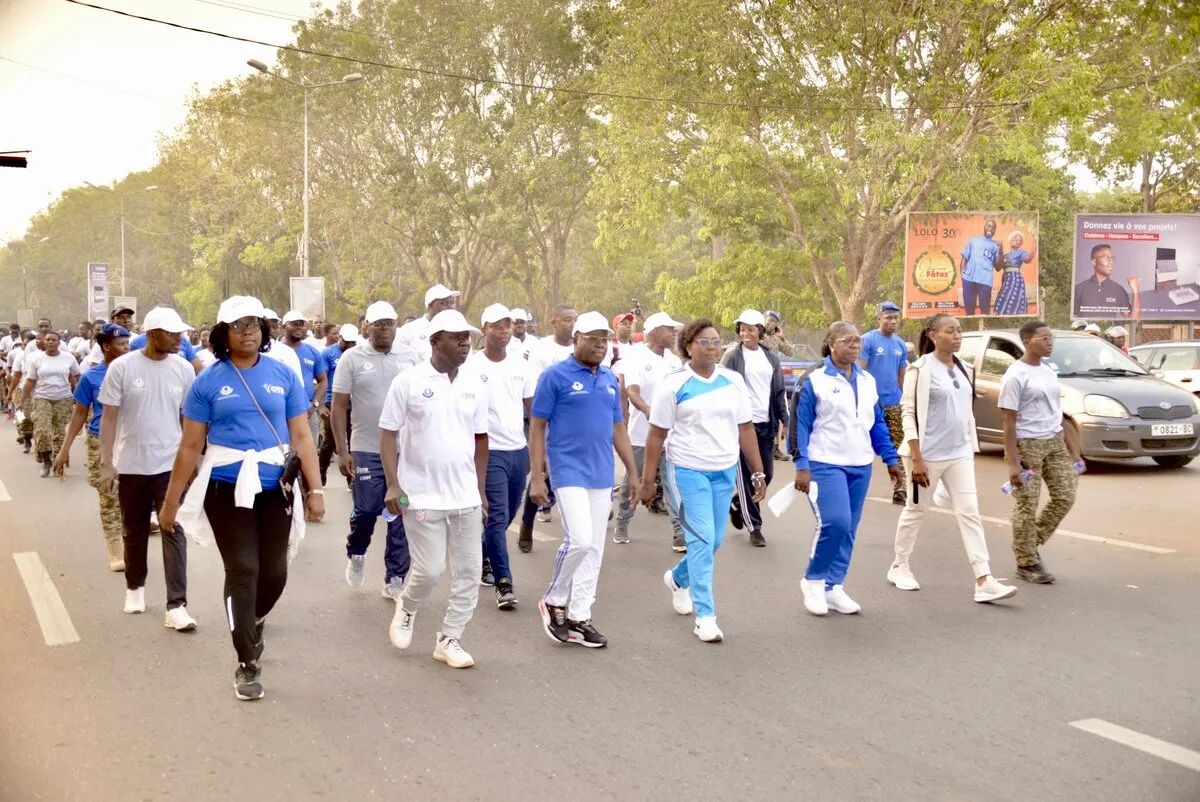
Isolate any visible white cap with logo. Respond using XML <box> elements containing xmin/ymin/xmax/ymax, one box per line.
<box><xmin>642</xmin><ymin>311</ymin><xmax>683</xmax><ymax>331</ymax></box>
<box><xmin>480</xmin><ymin>303</ymin><xmax>512</xmax><ymax>326</ymax></box>
<box><xmin>364</xmin><ymin>301</ymin><xmax>398</xmax><ymax>323</ymax></box>
<box><xmin>339</xmin><ymin>324</ymin><xmax>360</xmax><ymax>341</ymax></box>
<box><xmin>142</xmin><ymin>307</ymin><xmax>193</xmax><ymax>333</ymax></box>
<box><xmin>281</xmin><ymin>310</ymin><xmax>308</xmax><ymax>324</ymax></box>
<box><xmin>509</xmin><ymin>308</ymin><xmax>530</xmax><ymax>321</ymax></box>
<box><xmin>217</xmin><ymin>296</ymin><xmax>266</xmax><ymax>325</ymax></box>
<box><xmin>572</xmin><ymin>311</ymin><xmax>613</xmax><ymax>336</ymax></box>
<box><xmin>735</xmin><ymin>309</ymin><xmax>766</xmax><ymax>328</ymax></box>
<box><xmin>424</xmin><ymin>283</ymin><xmax>461</xmax><ymax>308</ymax></box>
<box><xmin>428</xmin><ymin>309</ymin><xmax>481</xmax><ymax>337</ymax></box>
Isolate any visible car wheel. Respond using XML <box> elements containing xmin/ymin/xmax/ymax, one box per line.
<box><xmin>1152</xmin><ymin>455</ymin><xmax>1194</xmax><ymax>469</ymax></box>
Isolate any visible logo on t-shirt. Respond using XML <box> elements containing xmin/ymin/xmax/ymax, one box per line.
<box><xmin>363</xmin><ymin>362</ymin><xmax>374</xmax><ymax>372</ymax></box>
<box><xmin>219</xmin><ymin>386</ymin><xmax>233</xmax><ymax>396</ymax></box>
<box><xmin>606</xmin><ymin>386</ymin><xmax>616</xmax><ymax>396</ymax></box>
<box><xmin>262</xmin><ymin>383</ymin><xmax>286</xmax><ymax>395</ymax></box>
<box><xmin>133</xmin><ymin>378</ymin><xmax>145</xmax><ymax>388</ymax></box>
<box><xmin>571</xmin><ymin>381</ymin><xmax>584</xmax><ymax>391</ymax></box>
<box><xmin>480</xmin><ymin>374</ymin><xmax>489</xmax><ymax>383</ymax></box>
<box><xmin>875</xmin><ymin>346</ymin><xmax>884</xmax><ymax>355</ymax></box>
<box><xmin>422</xmin><ymin>389</ymin><xmax>434</xmax><ymax>398</ymax></box>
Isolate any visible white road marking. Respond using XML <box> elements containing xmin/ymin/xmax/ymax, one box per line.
<box><xmin>1070</xmin><ymin>718</ymin><xmax>1200</xmax><ymax>773</ymax></box>
<box><xmin>0</xmin><ymin>478</ymin><xmax>10</xmax><ymax>502</ymax></box>
<box><xmin>12</xmin><ymin>552</ymin><xmax>80</xmax><ymax>646</ymax></box>
<box><xmin>866</xmin><ymin>497</ymin><xmax>1174</xmax><ymax>554</ymax></box>
<box><xmin>506</xmin><ymin>523</ymin><xmax>560</xmax><ymax>542</ymax></box>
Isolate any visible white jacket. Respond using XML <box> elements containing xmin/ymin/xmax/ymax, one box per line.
<box><xmin>898</xmin><ymin>353</ymin><xmax>980</xmax><ymax>458</ymax></box>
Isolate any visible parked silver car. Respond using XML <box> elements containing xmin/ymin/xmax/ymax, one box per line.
<box><xmin>959</xmin><ymin>330</ymin><xmax>1200</xmax><ymax>468</ymax></box>
<box><xmin>1128</xmin><ymin>341</ymin><xmax>1200</xmax><ymax>396</ymax></box>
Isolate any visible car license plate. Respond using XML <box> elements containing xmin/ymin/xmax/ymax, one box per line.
<box><xmin>1151</xmin><ymin>423</ymin><xmax>1194</xmax><ymax>436</ymax></box>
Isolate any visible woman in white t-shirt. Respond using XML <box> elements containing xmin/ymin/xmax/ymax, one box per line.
<box><xmin>641</xmin><ymin>319</ymin><xmax>766</xmax><ymax>643</ymax></box>
<box><xmin>887</xmin><ymin>314</ymin><xmax>1017</xmax><ymax>604</ymax></box>
<box><xmin>18</xmin><ymin>331</ymin><xmax>80</xmax><ymax>476</ymax></box>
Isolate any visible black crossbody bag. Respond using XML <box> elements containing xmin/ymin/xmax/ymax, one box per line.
<box><xmin>231</xmin><ymin>364</ymin><xmax>302</xmax><ymax>503</ymax></box>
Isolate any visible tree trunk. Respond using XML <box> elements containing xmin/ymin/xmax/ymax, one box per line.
<box><xmin>1140</xmin><ymin>153</ymin><xmax>1155</xmax><ymax>213</ymax></box>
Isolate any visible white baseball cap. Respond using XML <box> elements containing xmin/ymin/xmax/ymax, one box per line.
<box><xmin>423</xmin><ymin>283</ymin><xmax>461</xmax><ymax>308</ymax></box>
<box><xmin>428</xmin><ymin>309</ymin><xmax>481</xmax><ymax>337</ymax></box>
<box><xmin>1084</xmin><ymin>323</ymin><xmax>1102</xmax><ymax>334</ymax></box>
<box><xmin>217</xmin><ymin>296</ymin><xmax>266</xmax><ymax>325</ymax></box>
<box><xmin>572</xmin><ymin>310</ymin><xmax>613</xmax><ymax>336</ymax></box>
<box><xmin>1105</xmin><ymin>326</ymin><xmax>1128</xmax><ymax>337</ymax></box>
<box><xmin>480</xmin><ymin>303</ymin><xmax>512</xmax><ymax>326</ymax></box>
<box><xmin>142</xmin><ymin>307</ymin><xmax>193</xmax><ymax>334</ymax></box>
<box><xmin>364</xmin><ymin>301</ymin><xmax>398</xmax><ymax>323</ymax></box>
<box><xmin>339</xmin><ymin>324</ymin><xmax>360</xmax><ymax>341</ymax></box>
<box><xmin>262</xmin><ymin>308</ymin><xmax>280</xmax><ymax>321</ymax></box>
<box><xmin>509</xmin><ymin>307</ymin><xmax>530</xmax><ymax>321</ymax></box>
<box><xmin>735</xmin><ymin>309</ymin><xmax>766</xmax><ymax>328</ymax></box>
<box><xmin>281</xmin><ymin>310</ymin><xmax>308</xmax><ymax>324</ymax></box>
<box><xmin>643</xmin><ymin>311</ymin><xmax>683</xmax><ymax>331</ymax></box>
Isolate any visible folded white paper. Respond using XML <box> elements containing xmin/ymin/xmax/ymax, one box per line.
<box><xmin>768</xmin><ymin>480</ymin><xmax>819</xmax><ymax>518</ymax></box>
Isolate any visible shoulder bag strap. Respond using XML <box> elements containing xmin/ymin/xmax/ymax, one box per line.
<box><xmin>231</xmin><ymin>363</ymin><xmax>288</xmax><ymax>457</ymax></box>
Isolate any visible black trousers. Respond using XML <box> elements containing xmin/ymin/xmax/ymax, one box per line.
<box><xmin>204</xmin><ymin>480</ymin><xmax>292</xmax><ymax>664</ymax></box>
<box><xmin>318</xmin><ymin>403</ymin><xmax>352</xmax><ymax>486</ymax></box>
<box><xmin>733</xmin><ymin>421</ymin><xmax>776</xmax><ymax>532</ymax></box>
<box><xmin>117</xmin><ymin>472</ymin><xmax>188</xmax><ymax>608</ymax></box>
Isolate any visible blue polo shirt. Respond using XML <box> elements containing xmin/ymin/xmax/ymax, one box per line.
<box><xmin>73</xmin><ymin>362</ymin><xmax>109</xmax><ymax>436</ymax></box>
<box><xmin>960</xmin><ymin>235</ymin><xmax>1000</xmax><ymax>287</ymax></box>
<box><xmin>129</xmin><ymin>333</ymin><xmax>198</xmax><ymax>362</ymax></box>
<box><xmin>289</xmin><ymin>342</ymin><xmax>327</xmax><ymax>400</ymax></box>
<box><xmin>860</xmin><ymin>329</ymin><xmax>906</xmax><ymax>407</ymax></box>
<box><xmin>321</xmin><ymin>343</ymin><xmax>345</xmax><ymax>404</ymax></box>
<box><xmin>531</xmin><ymin>355</ymin><xmax>623</xmax><ymax>489</ymax></box>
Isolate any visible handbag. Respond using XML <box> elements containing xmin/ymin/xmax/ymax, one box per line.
<box><xmin>231</xmin><ymin>364</ymin><xmax>302</xmax><ymax>500</ymax></box>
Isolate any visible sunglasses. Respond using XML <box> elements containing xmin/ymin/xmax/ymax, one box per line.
<box><xmin>230</xmin><ymin>318</ymin><xmax>262</xmax><ymax>333</ymax></box>
<box><xmin>693</xmin><ymin>337</ymin><xmax>724</xmax><ymax>349</ymax></box>
<box><xmin>948</xmin><ymin>366</ymin><xmax>960</xmax><ymax>390</ymax></box>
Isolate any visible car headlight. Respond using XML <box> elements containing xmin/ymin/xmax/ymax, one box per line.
<box><xmin>1083</xmin><ymin>394</ymin><xmax>1131</xmax><ymax>419</ymax></box>
<box><xmin>1193</xmin><ymin>395</ymin><xmax>1200</xmax><ymax>415</ymax></box>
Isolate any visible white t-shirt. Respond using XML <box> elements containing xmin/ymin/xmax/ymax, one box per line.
<box><xmin>0</xmin><ymin>334</ymin><xmax>14</xmax><ymax>354</ymax></box>
<box><xmin>264</xmin><ymin>339</ymin><xmax>304</xmax><ymax>381</ymax></box>
<box><xmin>395</xmin><ymin>316</ymin><xmax>433</xmax><ymax>362</ymax></box>
<box><xmin>82</xmin><ymin>343</ymin><xmax>104</xmax><ymax>371</ymax></box>
<box><xmin>998</xmin><ymin>359</ymin><xmax>1064</xmax><ymax>440</ymax></box>
<box><xmin>742</xmin><ymin>345</ymin><xmax>773</xmax><ymax>423</ymax></box>
<box><xmin>651</xmin><ymin>365</ymin><xmax>752</xmax><ymax>472</ymax></box>
<box><xmin>67</xmin><ymin>337</ymin><xmax>89</xmax><ymax>359</ymax></box>
<box><xmin>506</xmin><ymin>335</ymin><xmax>532</xmax><ymax>361</ymax></box>
<box><xmin>195</xmin><ymin>348</ymin><xmax>217</xmax><ymax>369</ymax></box>
<box><xmin>531</xmin><ymin>336</ymin><xmax>574</xmax><ymax>375</ymax></box>
<box><xmin>7</xmin><ymin>345</ymin><xmax>24</xmax><ymax>371</ymax></box>
<box><xmin>465</xmin><ymin>350</ymin><xmax>536</xmax><ymax>451</ymax></box>
<box><xmin>378</xmin><ymin>360</ymin><xmax>488</xmax><ymax>510</ymax></box>
<box><xmin>920</xmin><ymin>361</ymin><xmax>974</xmax><ymax>462</ymax></box>
<box><xmin>99</xmin><ymin>350</ymin><xmax>195</xmax><ymax>475</ymax></box>
<box><xmin>618</xmin><ymin>344</ymin><xmax>682</xmax><ymax>447</ymax></box>
<box><xmin>27</xmin><ymin>351</ymin><xmax>79</xmax><ymax>400</ymax></box>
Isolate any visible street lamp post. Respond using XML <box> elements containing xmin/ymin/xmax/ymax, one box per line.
<box><xmin>83</xmin><ymin>182</ymin><xmax>157</xmax><ymax>295</ymax></box>
<box><xmin>247</xmin><ymin>59</ymin><xmax>363</xmax><ymax>278</ymax></box>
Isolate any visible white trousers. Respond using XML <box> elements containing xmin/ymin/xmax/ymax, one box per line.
<box><xmin>893</xmin><ymin>456</ymin><xmax>991</xmax><ymax>579</ymax></box>
<box><xmin>399</xmin><ymin>507</ymin><xmax>483</xmax><ymax>639</ymax></box>
<box><xmin>543</xmin><ymin>486</ymin><xmax>613</xmax><ymax>621</ymax></box>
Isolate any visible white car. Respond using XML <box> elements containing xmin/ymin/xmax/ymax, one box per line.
<box><xmin>1129</xmin><ymin>342</ymin><xmax>1200</xmax><ymax>396</ymax></box>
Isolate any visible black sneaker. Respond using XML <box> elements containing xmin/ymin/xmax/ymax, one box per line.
<box><xmin>253</xmin><ymin>619</ymin><xmax>265</xmax><ymax>661</ymax></box>
<box><xmin>518</xmin><ymin>522</ymin><xmax>533</xmax><ymax>553</ymax></box>
<box><xmin>749</xmin><ymin>529</ymin><xmax>766</xmax><ymax>547</ymax></box>
<box><xmin>538</xmin><ymin>599</ymin><xmax>569</xmax><ymax>643</ymax></box>
<box><xmin>730</xmin><ymin>499</ymin><xmax>744</xmax><ymax>531</ymax></box>
<box><xmin>649</xmin><ymin>499</ymin><xmax>669</xmax><ymax>516</ymax></box>
<box><xmin>39</xmin><ymin>458</ymin><xmax>51</xmax><ymax>478</ymax></box>
<box><xmin>1016</xmin><ymin>562</ymin><xmax>1056</xmax><ymax>584</ymax></box>
<box><xmin>495</xmin><ymin>581</ymin><xmax>517</xmax><ymax>611</ymax></box>
<box><xmin>34</xmin><ymin>450</ymin><xmax>43</xmax><ymax>464</ymax></box>
<box><xmin>234</xmin><ymin>661</ymin><xmax>264</xmax><ymax>701</ymax></box>
<box><xmin>481</xmin><ymin>557</ymin><xmax>495</xmax><ymax>587</ymax></box>
<box><xmin>22</xmin><ymin>437</ymin><xmax>32</xmax><ymax>454</ymax></box>
<box><xmin>567</xmin><ymin>619</ymin><xmax>607</xmax><ymax>649</ymax></box>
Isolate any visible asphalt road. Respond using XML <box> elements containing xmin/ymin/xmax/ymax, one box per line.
<box><xmin>2</xmin><ymin>429</ymin><xmax>1198</xmax><ymax>802</ymax></box>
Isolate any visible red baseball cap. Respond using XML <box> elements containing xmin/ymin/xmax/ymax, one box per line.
<box><xmin>613</xmin><ymin>312</ymin><xmax>635</xmax><ymax>326</ymax></box>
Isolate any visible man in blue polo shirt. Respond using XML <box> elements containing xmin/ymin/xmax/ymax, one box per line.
<box><xmin>859</xmin><ymin>301</ymin><xmax>909</xmax><ymax>505</ymax></box>
<box><xmin>530</xmin><ymin>311</ymin><xmax>640</xmax><ymax>649</ymax></box>
<box><xmin>958</xmin><ymin>219</ymin><xmax>1002</xmax><ymax>316</ymax></box>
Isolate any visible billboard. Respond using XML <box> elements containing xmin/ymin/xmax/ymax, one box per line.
<box><xmin>110</xmin><ymin>295</ymin><xmax>138</xmax><ymax>319</ymax></box>
<box><xmin>289</xmin><ymin>277</ymin><xmax>326</xmax><ymax>320</ymax></box>
<box><xmin>86</xmin><ymin>262</ymin><xmax>109</xmax><ymax>319</ymax></box>
<box><xmin>903</xmin><ymin>212</ymin><xmax>1040</xmax><ymax>318</ymax></box>
<box><xmin>1072</xmin><ymin>214</ymin><xmax>1200</xmax><ymax>321</ymax></box>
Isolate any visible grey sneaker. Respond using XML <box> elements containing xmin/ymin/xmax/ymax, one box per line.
<box><xmin>345</xmin><ymin>555</ymin><xmax>365</xmax><ymax>587</ymax></box>
<box><xmin>234</xmin><ymin>662</ymin><xmax>264</xmax><ymax>701</ymax></box>
<box><xmin>672</xmin><ymin>531</ymin><xmax>687</xmax><ymax>553</ymax></box>
<box><xmin>381</xmin><ymin>576</ymin><xmax>404</xmax><ymax>600</ymax></box>
<box><xmin>612</xmin><ymin>526</ymin><xmax>630</xmax><ymax>544</ymax></box>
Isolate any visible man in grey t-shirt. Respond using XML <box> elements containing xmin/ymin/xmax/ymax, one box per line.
<box><xmin>98</xmin><ymin>308</ymin><xmax>197</xmax><ymax>630</ymax></box>
<box><xmin>331</xmin><ymin>301</ymin><xmax>418</xmax><ymax>597</ymax></box>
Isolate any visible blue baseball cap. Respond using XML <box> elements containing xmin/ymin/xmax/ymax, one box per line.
<box><xmin>878</xmin><ymin>301</ymin><xmax>901</xmax><ymax>314</ymax></box>
<box><xmin>764</xmin><ymin>310</ymin><xmax>781</xmax><ymax>321</ymax></box>
<box><xmin>101</xmin><ymin>323</ymin><xmax>130</xmax><ymax>338</ymax></box>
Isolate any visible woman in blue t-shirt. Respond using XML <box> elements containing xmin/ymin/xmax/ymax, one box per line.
<box><xmin>993</xmin><ymin>231</ymin><xmax>1036</xmax><ymax>315</ymax></box>
<box><xmin>157</xmin><ymin>296</ymin><xmax>324</xmax><ymax>702</ymax></box>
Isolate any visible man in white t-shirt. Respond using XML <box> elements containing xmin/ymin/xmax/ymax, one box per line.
<box><xmin>98</xmin><ymin>307</ymin><xmax>197</xmax><ymax>629</ymax></box>
<box><xmin>505</xmin><ymin>308</ymin><xmax>533</xmax><ymax>359</ymax></box>
<box><xmin>68</xmin><ymin>321</ymin><xmax>93</xmax><ymax>362</ymax></box>
<box><xmin>395</xmin><ymin>283</ymin><xmax>461</xmax><ymax>362</ymax></box>
<box><xmin>998</xmin><ymin>321</ymin><xmax>1082</xmax><ymax>585</ymax></box>
<box><xmin>612</xmin><ymin>311</ymin><xmax>685</xmax><ymax>548</ymax></box>
<box><xmin>381</xmin><ymin>310</ymin><xmax>488</xmax><ymax>669</ymax></box>
<box><xmin>465</xmin><ymin>304</ymin><xmax>537</xmax><ymax>610</ymax></box>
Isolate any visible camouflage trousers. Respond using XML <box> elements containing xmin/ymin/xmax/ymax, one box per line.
<box><xmin>87</xmin><ymin>433</ymin><xmax>125</xmax><ymax>549</ymax></box>
<box><xmin>1010</xmin><ymin>433</ymin><xmax>1078</xmax><ymax>567</ymax></box>
<box><xmin>882</xmin><ymin>404</ymin><xmax>906</xmax><ymax>487</ymax></box>
<box><xmin>32</xmin><ymin>397</ymin><xmax>72</xmax><ymax>456</ymax></box>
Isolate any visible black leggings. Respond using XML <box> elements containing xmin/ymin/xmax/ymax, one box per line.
<box><xmin>204</xmin><ymin>480</ymin><xmax>292</xmax><ymax>664</ymax></box>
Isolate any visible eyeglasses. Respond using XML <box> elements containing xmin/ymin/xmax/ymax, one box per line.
<box><xmin>230</xmin><ymin>319</ymin><xmax>261</xmax><ymax>333</ymax></box>
<box><xmin>693</xmin><ymin>337</ymin><xmax>723</xmax><ymax>349</ymax></box>
<box><xmin>578</xmin><ymin>335</ymin><xmax>611</xmax><ymax>345</ymax></box>
<box><xmin>833</xmin><ymin>336</ymin><xmax>862</xmax><ymax>346</ymax></box>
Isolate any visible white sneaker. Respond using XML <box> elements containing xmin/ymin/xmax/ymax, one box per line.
<box><xmin>389</xmin><ymin>605</ymin><xmax>416</xmax><ymax>650</ymax></box>
<box><xmin>974</xmin><ymin>576</ymin><xmax>1018</xmax><ymax>604</ymax></box>
<box><xmin>694</xmin><ymin>616</ymin><xmax>723</xmax><ymax>643</ymax></box>
<box><xmin>825</xmin><ymin>585</ymin><xmax>862</xmax><ymax>614</ymax></box>
<box><xmin>124</xmin><ymin>587</ymin><xmax>145</xmax><ymax>614</ymax></box>
<box><xmin>381</xmin><ymin>576</ymin><xmax>404</xmax><ymax>600</ymax></box>
<box><xmin>433</xmin><ymin>632</ymin><xmax>475</xmax><ymax>668</ymax></box>
<box><xmin>345</xmin><ymin>555</ymin><xmax>365</xmax><ymax>588</ymax></box>
<box><xmin>800</xmin><ymin>578</ymin><xmax>828</xmax><ymax>616</ymax></box>
<box><xmin>536</xmin><ymin>508</ymin><xmax>552</xmax><ymax>523</ymax></box>
<box><xmin>887</xmin><ymin>562</ymin><xmax>921</xmax><ymax>591</ymax></box>
<box><xmin>663</xmin><ymin>570</ymin><xmax>693</xmax><ymax>615</ymax></box>
<box><xmin>164</xmin><ymin>606</ymin><xmax>198</xmax><ymax>631</ymax></box>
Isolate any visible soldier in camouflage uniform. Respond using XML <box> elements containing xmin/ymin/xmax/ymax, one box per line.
<box><xmin>762</xmin><ymin>312</ymin><xmax>794</xmax><ymax>357</ymax></box>
<box><xmin>32</xmin><ymin>397</ymin><xmax>73</xmax><ymax>460</ymax></box>
<box><xmin>88</xmin><ymin>433</ymin><xmax>126</xmax><ymax>570</ymax></box>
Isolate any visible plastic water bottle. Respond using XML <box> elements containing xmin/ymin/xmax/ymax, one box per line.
<box><xmin>1001</xmin><ymin>469</ymin><xmax>1035</xmax><ymax>495</ymax></box>
<box><xmin>1073</xmin><ymin>459</ymin><xmax>1087</xmax><ymax>474</ymax></box>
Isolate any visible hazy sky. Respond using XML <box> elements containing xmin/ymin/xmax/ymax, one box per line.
<box><xmin>0</xmin><ymin>0</ymin><xmax>330</xmax><ymax>241</ymax></box>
